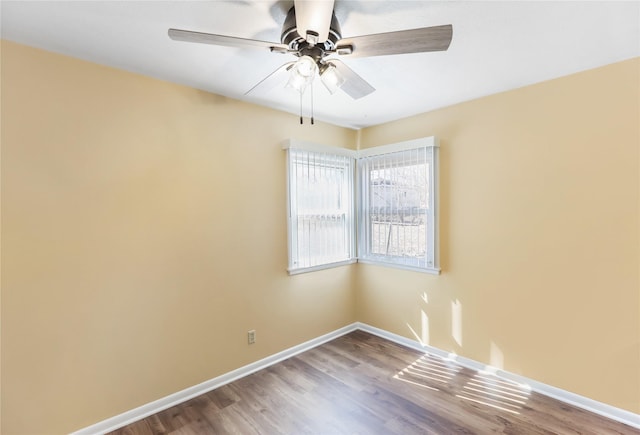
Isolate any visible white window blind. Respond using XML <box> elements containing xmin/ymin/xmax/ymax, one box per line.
<box><xmin>358</xmin><ymin>138</ymin><xmax>439</xmax><ymax>273</ymax></box>
<box><xmin>286</xmin><ymin>147</ymin><xmax>356</xmax><ymax>273</ymax></box>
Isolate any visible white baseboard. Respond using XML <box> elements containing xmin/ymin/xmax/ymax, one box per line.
<box><xmin>71</xmin><ymin>323</ymin><xmax>359</xmax><ymax>434</ymax></box>
<box><xmin>73</xmin><ymin>322</ymin><xmax>639</xmax><ymax>433</ymax></box>
<box><xmin>355</xmin><ymin>322</ymin><xmax>640</xmax><ymax>430</ymax></box>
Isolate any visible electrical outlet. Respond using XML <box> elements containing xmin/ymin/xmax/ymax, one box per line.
<box><xmin>248</xmin><ymin>330</ymin><xmax>256</xmax><ymax>345</ymax></box>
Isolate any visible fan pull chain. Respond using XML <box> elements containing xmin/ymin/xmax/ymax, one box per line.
<box><xmin>299</xmin><ymin>90</ymin><xmax>303</xmax><ymax>124</ymax></box>
<box><xmin>311</xmin><ymin>83</ymin><xmax>315</xmax><ymax>125</ymax></box>
<box><xmin>298</xmin><ymin>85</ymin><xmax>315</xmax><ymax>125</ymax></box>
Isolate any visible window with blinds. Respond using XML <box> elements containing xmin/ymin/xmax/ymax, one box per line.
<box><xmin>284</xmin><ymin>137</ymin><xmax>438</xmax><ymax>275</ymax></box>
<box><xmin>358</xmin><ymin>138</ymin><xmax>439</xmax><ymax>273</ymax></box>
<box><xmin>286</xmin><ymin>146</ymin><xmax>356</xmax><ymax>274</ymax></box>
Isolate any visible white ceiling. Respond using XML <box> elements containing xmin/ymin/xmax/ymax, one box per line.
<box><xmin>2</xmin><ymin>1</ymin><xmax>639</xmax><ymax>129</ymax></box>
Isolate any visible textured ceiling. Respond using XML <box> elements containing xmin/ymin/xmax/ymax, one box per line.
<box><xmin>2</xmin><ymin>1</ymin><xmax>639</xmax><ymax>129</ymax></box>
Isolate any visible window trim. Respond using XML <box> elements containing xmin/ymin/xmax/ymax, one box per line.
<box><xmin>283</xmin><ymin>139</ymin><xmax>358</xmax><ymax>158</ymax></box>
<box><xmin>284</xmin><ymin>140</ymin><xmax>357</xmax><ymax>275</ymax></box>
<box><xmin>357</xmin><ymin>137</ymin><xmax>440</xmax><ymax>275</ymax></box>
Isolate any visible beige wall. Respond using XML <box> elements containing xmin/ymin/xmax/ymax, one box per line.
<box><xmin>0</xmin><ymin>41</ymin><xmax>357</xmax><ymax>434</ymax></box>
<box><xmin>1</xmin><ymin>40</ymin><xmax>638</xmax><ymax>434</ymax></box>
<box><xmin>358</xmin><ymin>57</ymin><xmax>640</xmax><ymax>414</ymax></box>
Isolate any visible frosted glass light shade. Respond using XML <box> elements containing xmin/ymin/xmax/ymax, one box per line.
<box><xmin>287</xmin><ymin>56</ymin><xmax>317</xmax><ymax>93</ymax></box>
<box><xmin>320</xmin><ymin>62</ymin><xmax>345</xmax><ymax>94</ymax></box>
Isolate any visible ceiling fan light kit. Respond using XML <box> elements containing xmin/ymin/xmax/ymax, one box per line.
<box><xmin>286</xmin><ymin>55</ymin><xmax>318</xmax><ymax>92</ymax></box>
<box><xmin>319</xmin><ymin>62</ymin><xmax>346</xmax><ymax>94</ymax></box>
<box><xmin>168</xmin><ymin>0</ymin><xmax>453</xmax><ymax>123</ymax></box>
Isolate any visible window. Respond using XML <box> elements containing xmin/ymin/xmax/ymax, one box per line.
<box><xmin>358</xmin><ymin>137</ymin><xmax>439</xmax><ymax>273</ymax></box>
<box><xmin>284</xmin><ymin>137</ymin><xmax>439</xmax><ymax>275</ymax></box>
<box><xmin>285</xmin><ymin>141</ymin><xmax>356</xmax><ymax>274</ymax></box>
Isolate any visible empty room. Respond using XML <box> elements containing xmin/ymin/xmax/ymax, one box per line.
<box><xmin>1</xmin><ymin>1</ymin><xmax>639</xmax><ymax>434</ymax></box>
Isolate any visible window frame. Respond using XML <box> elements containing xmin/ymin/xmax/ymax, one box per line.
<box><xmin>357</xmin><ymin>137</ymin><xmax>440</xmax><ymax>274</ymax></box>
<box><xmin>284</xmin><ymin>140</ymin><xmax>357</xmax><ymax>275</ymax></box>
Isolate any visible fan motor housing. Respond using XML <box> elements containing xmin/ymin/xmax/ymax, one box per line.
<box><xmin>281</xmin><ymin>6</ymin><xmax>342</xmax><ymax>55</ymax></box>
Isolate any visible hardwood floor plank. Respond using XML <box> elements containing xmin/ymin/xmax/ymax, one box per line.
<box><xmin>144</xmin><ymin>415</ymin><xmax>167</xmax><ymax>434</ymax></box>
<box><xmin>109</xmin><ymin>331</ymin><xmax>639</xmax><ymax>435</ymax></box>
<box><xmin>203</xmin><ymin>385</ymin><xmax>240</xmax><ymax>410</ymax></box>
<box><xmin>113</xmin><ymin>418</ymin><xmax>154</xmax><ymax>435</ymax></box>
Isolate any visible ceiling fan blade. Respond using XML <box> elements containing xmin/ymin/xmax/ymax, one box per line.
<box><xmin>331</xmin><ymin>60</ymin><xmax>375</xmax><ymax>100</ymax></box>
<box><xmin>293</xmin><ymin>0</ymin><xmax>335</xmax><ymax>42</ymax></box>
<box><xmin>336</xmin><ymin>24</ymin><xmax>453</xmax><ymax>58</ymax></box>
<box><xmin>168</xmin><ymin>28</ymin><xmax>289</xmax><ymax>53</ymax></box>
<box><xmin>244</xmin><ymin>62</ymin><xmax>295</xmax><ymax>96</ymax></box>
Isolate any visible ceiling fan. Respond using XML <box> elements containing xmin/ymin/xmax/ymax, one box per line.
<box><xmin>168</xmin><ymin>1</ymin><xmax>452</xmax><ymax>102</ymax></box>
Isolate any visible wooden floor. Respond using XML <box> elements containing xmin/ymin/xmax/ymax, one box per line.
<box><xmin>110</xmin><ymin>331</ymin><xmax>638</xmax><ymax>434</ymax></box>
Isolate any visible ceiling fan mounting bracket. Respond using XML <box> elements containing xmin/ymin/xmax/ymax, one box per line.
<box><xmin>281</xmin><ymin>7</ymin><xmax>341</xmax><ymax>54</ymax></box>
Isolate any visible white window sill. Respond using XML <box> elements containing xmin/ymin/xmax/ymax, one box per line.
<box><xmin>357</xmin><ymin>258</ymin><xmax>441</xmax><ymax>275</ymax></box>
<box><xmin>288</xmin><ymin>259</ymin><xmax>357</xmax><ymax>275</ymax></box>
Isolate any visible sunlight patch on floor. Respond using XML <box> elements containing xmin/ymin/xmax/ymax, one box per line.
<box><xmin>456</xmin><ymin>373</ymin><xmax>532</xmax><ymax>415</ymax></box>
<box><xmin>394</xmin><ymin>353</ymin><xmax>462</xmax><ymax>391</ymax></box>
<box><xmin>393</xmin><ymin>352</ymin><xmax>532</xmax><ymax>417</ymax></box>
